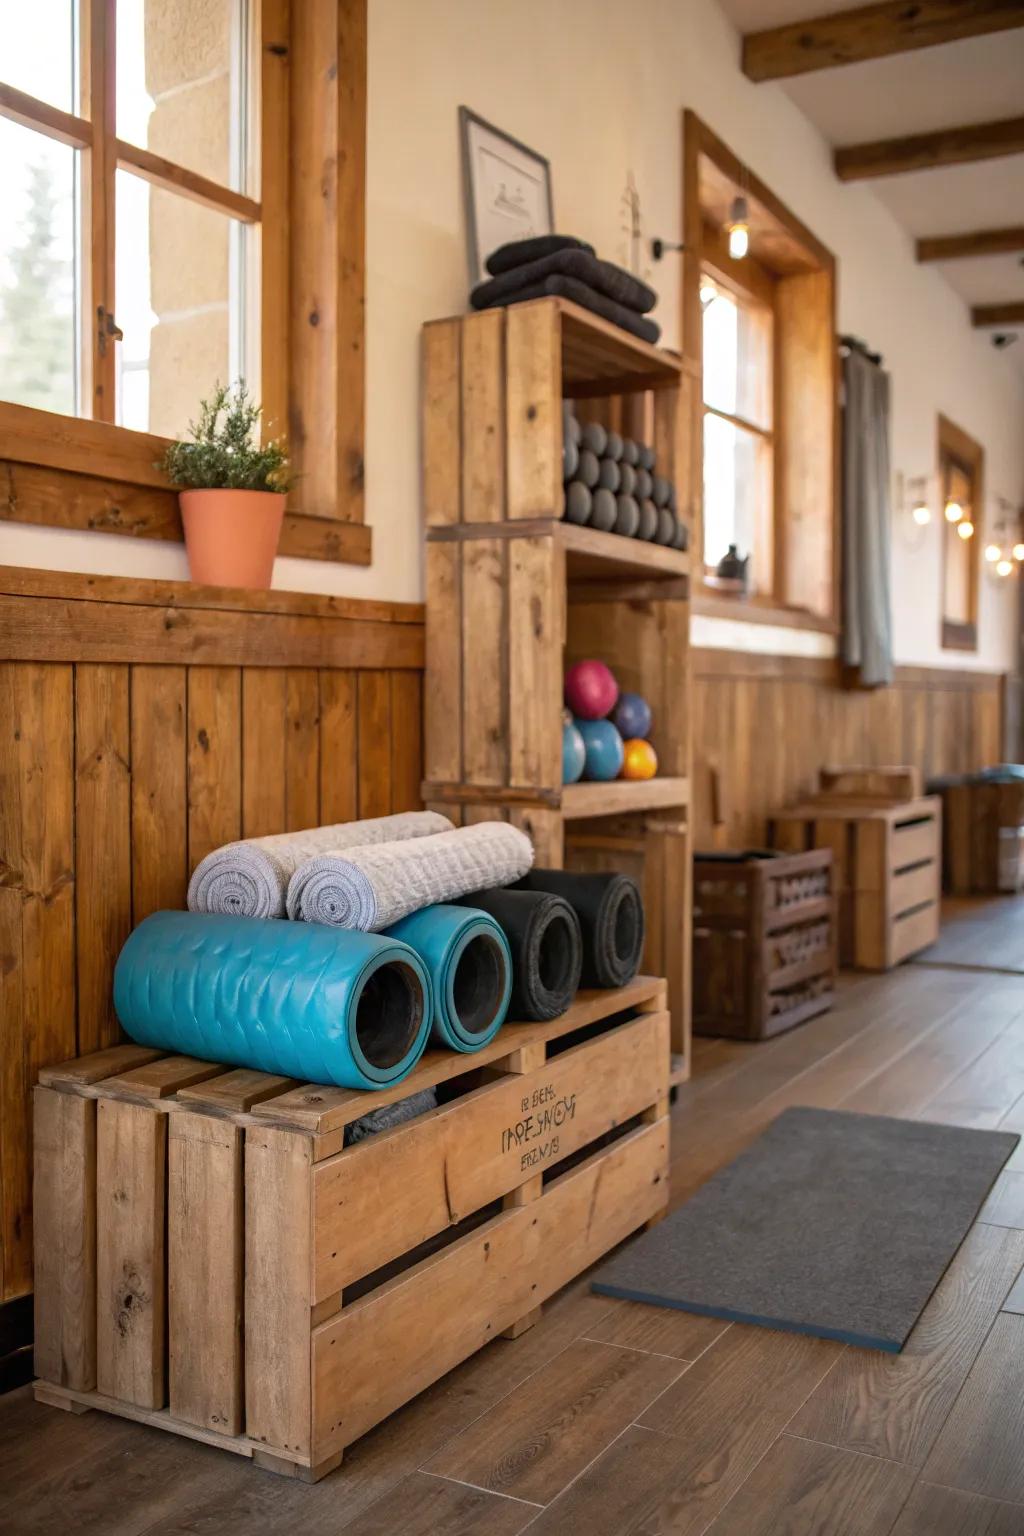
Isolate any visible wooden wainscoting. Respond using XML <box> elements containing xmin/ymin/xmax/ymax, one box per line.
<box><xmin>0</xmin><ymin>566</ymin><xmax>424</xmax><ymax>1304</ymax></box>
<box><xmin>693</xmin><ymin>648</ymin><xmax>1005</xmax><ymax>848</ymax></box>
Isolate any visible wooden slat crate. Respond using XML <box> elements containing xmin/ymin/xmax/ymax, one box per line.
<box><xmin>692</xmin><ymin>850</ymin><xmax>837</xmax><ymax>1040</ymax></box>
<box><xmin>768</xmin><ymin>797</ymin><xmax>942</xmax><ymax>970</ymax></box>
<box><xmin>33</xmin><ymin>978</ymin><xmax>670</xmax><ymax>1482</ymax></box>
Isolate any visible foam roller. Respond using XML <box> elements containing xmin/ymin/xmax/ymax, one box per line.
<box><xmin>386</xmin><ymin>904</ymin><xmax>512</xmax><ymax>1052</ymax></box>
<box><xmin>514</xmin><ymin>869</ymin><xmax>645</xmax><ymax>989</ymax></box>
<box><xmin>113</xmin><ymin>910</ymin><xmax>432</xmax><ymax>1090</ymax></box>
<box><xmin>455</xmin><ymin>888</ymin><xmax>582</xmax><ymax>1021</ymax></box>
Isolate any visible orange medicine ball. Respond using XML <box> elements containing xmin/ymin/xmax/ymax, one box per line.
<box><xmin>621</xmin><ymin>738</ymin><xmax>658</xmax><ymax>780</ymax></box>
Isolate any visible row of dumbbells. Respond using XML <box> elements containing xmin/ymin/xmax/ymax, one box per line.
<box><xmin>563</xmin><ymin>407</ymin><xmax>688</xmax><ymax>550</ymax></box>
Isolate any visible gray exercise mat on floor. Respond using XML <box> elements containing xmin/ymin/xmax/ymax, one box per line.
<box><xmin>592</xmin><ymin>1106</ymin><xmax>1018</xmax><ymax>1352</ymax></box>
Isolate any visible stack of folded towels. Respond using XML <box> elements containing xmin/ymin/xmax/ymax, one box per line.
<box><xmin>471</xmin><ymin>235</ymin><xmax>660</xmax><ymax>344</ymax></box>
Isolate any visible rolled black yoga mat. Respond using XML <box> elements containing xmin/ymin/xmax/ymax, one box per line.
<box><xmin>512</xmin><ymin>870</ymin><xmax>644</xmax><ymax>990</ymax></box>
<box><xmin>454</xmin><ymin>889</ymin><xmax>582</xmax><ymax>1021</ymax></box>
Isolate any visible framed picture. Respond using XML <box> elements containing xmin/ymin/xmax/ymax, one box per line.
<box><xmin>459</xmin><ymin>107</ymin><xmax>554</xmax><ymax>287</ymax></box>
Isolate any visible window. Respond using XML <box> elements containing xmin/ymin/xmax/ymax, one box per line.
<box><xmin>701</xmin><ymin>276</ymin><xmax>773</xmax><ymax>591</ymax></box>
<box><xmin>939</xmin><ymin>415</ymin><xmax>983</xmax><ymax>652</ymax></box>
<box><xmin>1</xmin><ymin>0</ymin><xmax>259</xmax><ymax>438</ymax></box>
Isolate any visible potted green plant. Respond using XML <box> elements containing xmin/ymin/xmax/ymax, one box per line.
<box><xmin>161</xmin><ymin>381</ymin><xmax>292</xmax><ymax>589</ymax></box>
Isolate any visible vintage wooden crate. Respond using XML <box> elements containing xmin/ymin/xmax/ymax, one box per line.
<box><xmin>32</xmin><ymin>978</ymin><xmax>670</xmax><ymax>1482</ymax></box>
<box><xmin>938</xmin><ymin>777</ymin><xmax>1024</xmax><ymax>894</ymax></box>
<box><xmin>769</xmin><ymin>796</ymin><xmax>942</xmax><ymax>970</ymax></box>
<box><xmin>692</xmin><ymin>849</ymin><xmax>837</xmax><ymax>1040</ymax></box>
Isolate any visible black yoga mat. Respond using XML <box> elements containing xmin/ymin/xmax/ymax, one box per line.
<box><xmin>592</xmin><ymin>1106</ymin><xmax>1019</xmax><ymax>1352</ymax></box>
<box><xmin>513</xmin><ymin>870</ymin><xmax>644</xmax><ymax>989</ymax></box>
<box><xmin>454</xmin><ymin>889</ymin><xmax>582</xmax><ymax>1021</ymax></box>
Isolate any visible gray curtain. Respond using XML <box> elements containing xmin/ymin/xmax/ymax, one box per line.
<box><xmin>841</xmin><ymin>346</ymin><xmax>893</xmax><ymax>687</ymax></box>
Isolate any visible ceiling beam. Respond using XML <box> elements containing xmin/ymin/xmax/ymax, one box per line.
<box><xmin>972</xmin><ymin>303</ymin><xmax>1024</xmax><ymax>326</ymax></box>
<box><xmin>917</xmin><ymin>226</ymin><xmax>1024</xmax><ymax>261</ymax></box>
<box><xmin>743</xmin><ymin>0</ymin><xmax>1024</xmax><ymax>81</ymax></box>
<box><xmin>834</xmin><ymin>115</ymin><xmax>1024</xmax><ymax>180</ymax></box>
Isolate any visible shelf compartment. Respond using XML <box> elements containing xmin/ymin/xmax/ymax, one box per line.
<box><xmin>559</xmin><ymin>522</ymin><xmax>690</xmax><ymax>583</ymax></box>
<box><xmin>562</xmin><ymin>777</ymin><xmax>690</xmax><ymax>821</ymax></box>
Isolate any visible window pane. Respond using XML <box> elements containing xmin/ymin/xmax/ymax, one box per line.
<box><xmin>116</xmin><ymin>0</ymin><xmax>251</xmax><ymax>192</ymax></box>
<box><xmin>703</xmin><ymin>414</ymin><xmax>769</xmax><ymax>579</ymax></box>
<box><xmin>0</xmin><ymin>120</ymin><xmax>78</xmax><ymax>415</ymax></box>
<box><xmin>702</xmin><ymin>280</ymin><xmax>772</xmax><ymax>430</ymax></box>
<box><xmin>0</xmin><ymin>1</ymin><xmax>76</xmax><ymax>112</ymax></box>
<box><xmin>116</xmin><ymin>169</ymin><xmax>251</xmax><ymax>437</ymax></box>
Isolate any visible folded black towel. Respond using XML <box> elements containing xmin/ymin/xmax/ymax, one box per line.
<box><xmin>473</xmin><ymin>248</ymin><xmax>657</xmax><ymax>315</ymax></box>
<box><xmin>486</xmin><ymin>235</ymin><xmax>595</xmax><ymax>275</ymax></box>
<box><xmin>472</xmin><ymin>274</ymin><xmax>661</xmax><ymax>345</ymax></box>
<box><xmin>455</xmin><ymin>889</ymin><xmax>582</xmax><ymax>1021</ymax></box>
<box><xmin>513</xmin><ymin>870</ymin><xmax>645</xmax><ymax>989</ymax></box>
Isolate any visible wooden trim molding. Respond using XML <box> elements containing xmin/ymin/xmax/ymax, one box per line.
<box><xmin>743</xmin><ymin>1</ymin><xmax>1024</xmax><ymax>82</ymax></box>
<box><xmin>693</xmin><ymin>592</ymin><xmax>838</xmax><ymax>634</ymax></box>
<box><xmin>693</xmin><ymin>646</ymin><xmax>1005</xmax><ymax>691</ymax></box>
<box><xmin>835</xmin><ymin>116</ymin><xmax>1024</xmax><ymax>181</ymax></box>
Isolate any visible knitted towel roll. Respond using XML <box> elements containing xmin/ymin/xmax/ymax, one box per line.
<box><xmin>187</xmin><ymin>811</ymin><xmax>452</xmax><ymax>919</ymax></box>
<box><xmin>287</xmin><ymin>822</ymin><xmax>535</xmax><ymax>932</ymax></box>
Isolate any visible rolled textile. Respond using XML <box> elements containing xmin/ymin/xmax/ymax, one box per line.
<box><xmin>454</xmin><ymin>888</ymin><xmax>582</xmax><ymax>1021</ymax></box>
<box><xmin>471</xmin><ymin>273</ymin><xmax>660</xmax><ymax>345</ymax></box>
<box><xmin>386</xmin><ymin>905</ymin><xmax>512</xmax><ymax>1051</ymax></box>
<box><xmin>513</xmin><ymin>869</ymin><xmax>645</xmax><ymax>989</ymax></box>
<box><xmin>187</xmin><ymin>810</ymin><xmax>452</xmax><ymax>919</ymax></box>
<box><xmin>113</xmin><ymin>910</ymin><xmax>432</xmax><ymax>1090</ymax></box>
<box><xmin>347</xmin><ymin>1087</ymin><xmax>438</xmax><ymax>1145</ymax></box>
<box><xmin>287</xmin><ymin>822</ymin><xmax>534</xmax><ymax>932</ymax></box>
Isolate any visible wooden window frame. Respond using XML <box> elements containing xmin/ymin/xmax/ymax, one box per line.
<box><xmin>683</xmin><ymin>110</ymin><xmax>839</xmax><ymax>633</ymax></box>
<box><xmin>0</xmin><ymin>0</ymin><xmax>369</xmax><ymax>568</ymax></box>
<box><xmin>938</xmin><ymin>413</ymin><xmax>983</xmax><ymax>653</ymax></box>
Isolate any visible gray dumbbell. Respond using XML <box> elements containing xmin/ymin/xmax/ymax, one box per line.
<box><xmin>656</xmin><ymin>507</ymin><xmax>676</xmax><ymax>546</ymax></box>
<box><xmin>596</xmin><ymin>457</ymin><xmax>620</xmax><ymax>493</ymax></box>
<box><xmin>652</xmin><ymin>475</ymin><xmax>670</xmax><ymax>508</ymax></box>
<box><xmin>563</xmin><ymin>437</ymin><xmax>579</xmax><ymax>482</ymax></box>
<box><xmin>564</xmin><ymin>481</ymin><xmax>592</xmax><ymax>525</ymax></box>
<box><xmin>580</xmin><ymin>421</ymin><xmax>607</xmax><ymax>457</ymax></box>
<box><xmin>637</xmin><ymin>443</ymin><xmax>655</xmax><ymax>472</ymax></box>
<box><xmin>563</xmin><ymin>401</ymin><xmax>582</xmax><ymax>446</ymax></box>
<box><xmin>636</xmin><ymin>499</ymin><xmax>658</xmax><ymax>541</ymax></box>
<box><xmin>576</xmin><ymin>448</ymin><xmax>600</xmax><ymax>489</ymax></box>
<box><xmin>618</xmin><ymin>462</ymin><xmax>636</xmax><ymax>497</ymax></box>
<box><xmin>604</xmin><ymin>430</ymin><xmax>623</xmax><ymax>462</ymax></box>
<box><xmin>614</xmin><ymin>495</ymin><xmax>640</xmax><ymax>538</ymax></box>
<box><xmin>634</xmin><ymin>467</ymin><xmax>652</xmax><ymax>500</ymax></box>
<box><xmin>590</xmin><ymin>487</ymin><xmax>617</xmax><ymax>532</ymax></box>
<box><xmin>620</xmin><ymin>438</ymin><xmax>639</xmax><ymax>467</ymax></box>
<box><xmin>667</xmin><ymin>483</ymin><xmax>678</xmax><ymax>513</ymax></box>
<box><xmin>671</xmin><ymin>518</ymin><xmax>689</xmax><ymax>550</ymax></box>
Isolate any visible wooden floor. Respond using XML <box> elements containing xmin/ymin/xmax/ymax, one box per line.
<box><xmin>912</xmin><ymin>893</ymin><xmax>1024</xmax><ymax>975</ymax></box>
<box><xmin>7</xmin><ymin>903</ymin><xmax>1024</xmax><ymax>1533</ymax></box>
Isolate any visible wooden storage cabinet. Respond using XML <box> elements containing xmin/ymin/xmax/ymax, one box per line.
<box><xmin>33</xmin><ymin>980</ymin><xmax>670</xmax><ymax>1482</ymax></box>
<box><xmin>938</xmin><ymin>777</ymin><xmax>1024</xmax><ymax>894</ymax></box>
<box><xmin>421</xmin><ymin>297</ymin><xmax>695</xmax><ymax>1078</ymax></box>
<box><xmin>768</xmin><ymin>797</ymin><xmax>941</xmax><ymax>970</ymax></box>
<box><xmin>692</xmin><ymin>850</ymin><xmax>837</xmax><ymax>1039</ymax></box>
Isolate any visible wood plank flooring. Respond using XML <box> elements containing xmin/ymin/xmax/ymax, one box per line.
<box><xmin>6</xmin><ymin>906</ymin><xmax>1024</xmax><ymax>1532</ymax></box>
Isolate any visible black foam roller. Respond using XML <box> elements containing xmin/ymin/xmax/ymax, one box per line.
<box><xmin>637</xmin><ymin>443</ymin><xmax>655</xmax><ymax>472</ymax></box>
<box><xmin>618</xmin><ymin>462</ymin><xmax>636</xmax><ymax>497</ymax></box>
<box><xmin>581</xmin><ymin>421</ymin><xmax>607</xmax><ymax>457</ymax></box>
<box><xmin>563</xmin><ymin>437</ymin><xmax>579</xmax><ymax>482</ymax></box>
<box><xmin>672</xmin><ymin>518</ymin><xmax>689</xmax><ymax>551</ymax></box>
<box><xmin>563</xmin><ymin>402</ymin><xmax>581</xmax><ymax>446</ymax></box>
<box><xmin>652</xmin><ymin>475</ymin><xmax>670</xmax><ymax>508</ymax></box>
<box><xmin>590</xmin><ymin>487</ymin><xmax>617</xmax><ymax>531</ymax></box>
<box><xmin>596</xmin><ymin>457</ymin><xmax>620</xmax><ymax>492</ymax></box>
<box><xmin>637</xmin><ymin>498</ymin><xmax>658</xmax><ymax>541</ymax></box>
<box><xmin>564</xmin><ymin>481</ymin><xmax>592</xmax><ymax>525</ymax></box>
<box><xmin>513</xmin><ymin>870</ymin><xmax>645</xmax><ymax>990</ymax></box>
<box><xmin>577</xmin><ymin>448</ymin><xmax>600</xmax><ymax>489</ymax></box>
<box><xmin>615</xmin><ymin>495</ymin><xmax>640</xmax><ymax>537</ymax></box>
<box><xmin>634</xmin><ymin>467</ymin><xmax>652</xmax><ymax>500</ymax></box>
<box><xmin>656</xmin><ymin>506</ymin><xmax>676</xmax><ymax>545</ymax></box>
<box><xmin>455</xmin><ymin>889</ymin><xmax>582</xmax><ymax>1021</ymax></box>
<box><xmin>605</xmin><ymin>431</ymin><xmax>623</xmax><ymax>462</ymax></box>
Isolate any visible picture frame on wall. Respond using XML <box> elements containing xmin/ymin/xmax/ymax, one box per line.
<box><xmin>459</xmin><ymin>107</ymin><xmax>554</xmax><ymax>286</ymax></box>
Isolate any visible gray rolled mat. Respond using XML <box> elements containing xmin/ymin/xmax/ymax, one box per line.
<box><xmin>346</xmin><ymin>1088</ymin><xmax>438</xmax><ymax>1146</ymax></box>
<box><xmin>592</xmin><ymin>1106</ymin><xmax>1019</xmax><ymax>1352</ymax></box>
<box><xmin>287</xmin><ymin>822</ymin><xmax>535</xmax><ymax>931</ymax></box>
<box><xmin>187</xmin><ymin>811</ymin><xmax>452</xmax><ymax>918</ymax></box>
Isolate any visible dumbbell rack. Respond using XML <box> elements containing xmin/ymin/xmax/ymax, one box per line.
<box><xmin>420</xmin><ymin>297</ymin><xmax>694</xmax><ymax>1080</ymax></box>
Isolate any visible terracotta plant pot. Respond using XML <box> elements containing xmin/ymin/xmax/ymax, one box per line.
<box><xmin>179</xmin><ymin>489</ymin><xmax>285</xmax><ymax>589</ymax></box>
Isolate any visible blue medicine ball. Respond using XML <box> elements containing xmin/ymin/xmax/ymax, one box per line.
<box><xmin>578</xmin><ymin>718</ymin><xmax>624</xmax><ymax>781</ymax></box>
<box><xmin>562</xmin><ymin>717</ymin><xmax>586</xmax><ymax>784</ymax></box>
<box><xmin>612</xmin><ymin>691</ymin><xmax>652</xmax><ymax>740</ymax></box>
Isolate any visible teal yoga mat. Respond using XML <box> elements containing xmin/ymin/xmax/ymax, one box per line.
<box><xmin>113</xmin><ymin>910</ymin><xmax>432</xmax><ymax>1089</ymax></box>
<box><xmin>386</xmin><ymin>905</ymin><xmax>512</xmax><ymax>1052</ymax></box>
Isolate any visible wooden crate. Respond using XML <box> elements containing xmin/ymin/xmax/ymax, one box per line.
<box><xmin>768</xmin><ymin>797</ymin><xmax>942</xmax><ymax>970</ymax></box>
<box><xmin>421</xmin><ymin>296</ymin><xmax>695</xmax><ymax>1079</ymax></box>
<box><xmin>937</xmin><ymin>777</ymin><xmax>1024</xmax><ymax>894</ymax></box>
<box><xmin>818</xmin><ymin>765</ymin><xmax>922</xmax><ymax>801</ymax></box>
<box><xmin>33</xmin><ymin>979</ymin><xmax>670</xmax><ymax>1482</ymax></box>
<box><xmin>692</xmin><ymin>850</ymin><xmax>837</xmax><ymax>1040</ymax></box>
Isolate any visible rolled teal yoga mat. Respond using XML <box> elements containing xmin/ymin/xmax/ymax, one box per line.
<box><xmin>385</xmin><ymin>905</ymin><xmax>512</xmax><ymax>1052</ymax></box>
<box><xmin>113</xmin><ymin>910</ymin><xmax>432</xmax><ymax>1089</ymax></box>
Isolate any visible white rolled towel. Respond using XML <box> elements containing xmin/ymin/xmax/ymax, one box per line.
<box><xmin>287</xmin><ymin>822</ymin><xmax>535</xmax><ymax>931</ymax></box>
<box><xmin>187</xmin><ymin>811</ymin><xmax>453</xmax><ymax>919</ymax></box>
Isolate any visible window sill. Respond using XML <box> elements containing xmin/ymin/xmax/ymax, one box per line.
<box><xmin>694</xmin><ymin>585</ymin><xmax>837</xmax><ymax>635</ymax></box>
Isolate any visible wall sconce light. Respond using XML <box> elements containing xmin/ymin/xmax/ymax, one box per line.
<box><xmin>727</xmin><ymin>195</ymin><xmax>749</xmax><ymax>259</ymax></box>
<box><xmin>1014</xmin><ymin>542</ymin><xmax>1024</xmax><ymax>561</ymax></box>
<box><xmin>985</xmin><ymin>542</ymin><xmax>1002</xmax><ymax>563</ymax></box>
<box><xmin>944</xmin><ymin>499</ymin><xmax>964</xmax><ymax>523</ymax></box>
<box><xmin>957</xmin><ymin>519</ymin><xmax>975</xmax><ymax>540</ymax></box>
<box><xmin>903</xmin><ymin>474</ymin><xmax>931</xmax><ymax>528</ymax></box>
<box><xmin>997</xmin><ymin>558</ymin><xmax>1014</xmax><ymax>576</ymax></box>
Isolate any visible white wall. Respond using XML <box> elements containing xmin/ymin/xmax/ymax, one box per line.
<box><xmin>8</xmin><ymin>0</ymin><xmax>1024</xmax><ymax>670</ymax></box>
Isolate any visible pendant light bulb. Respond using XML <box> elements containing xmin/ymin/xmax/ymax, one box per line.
<box><xmin>944</xmin><ymin>499</ymin><xmax>963</xmax><ymax>524</ymax></box>
<box><xmin>911</xmin><ymin>502</ymin><xmax>931</xmax><ymax>526</ymax></box>
<box><xmin>727</xmin><ymin>195</ymin><xmax>749</xmax><ymax>260</ymax></box>
<box><xmin>957</xmin><ymin>519</ymin><xmax>974</xmax><ymax>541</ymax></box>
<box><xmin>985</xmin><ymin>543</ymin><xmax>1002</xmax><ymax>563</ymax></box>
<box><xmin>1014</xmin><ymin>543</ymin><xmax>1024</xmax><ymax>561</ymax></box>
<box><xmin>997</xmin><ymin>558</ymin><xmax>1014</xmax><ymax>576</ymax></box>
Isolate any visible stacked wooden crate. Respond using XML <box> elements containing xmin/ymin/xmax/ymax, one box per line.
<box><xmin>769</xmin><ymin>772</ymin><xmax>940</xmax><ymax>970</ymax></box>
<box><xmin>693</xmin><ymin>849</ymin><xmax>837</xmax><ymax>1039</ymax></box>
<box><xmin>33</xmin><ymin>978</ymin><xmax>670</xmax><ymax>1482</ymax></box>
<box><xmin>938</xmin><ymin>776</ymin><xmax>1024</xmax><ymax>894</ymax></box>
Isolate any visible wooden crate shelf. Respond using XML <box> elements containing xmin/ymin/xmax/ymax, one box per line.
<box><xmin>768</xmin><ymin>797</ymin><xmax>942</xmax><ymax>971</ymax></box>
<box><xmin>33</xmin><ymin>980</ymin><xmax>670</xmax><ymax>1481</ymax></box>
<box><xmin>935</xmin><ymin>776</ymin><xmax>1024</xmax><ymax>894</ymax></box>
<box><xmin>422</xmin><ymin>298</ymin><xmax>694</xmax><ymax>1075</ymax></box>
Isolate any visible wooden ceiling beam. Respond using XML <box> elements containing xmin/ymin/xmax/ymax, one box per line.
<box><xmin>971</xmin><ymin>302</ymin><xmax>1024</xmax><ymax>326</ymax></box>
<box><xmin>743</xmin><ymin>0</ymin><xmax>1024</xmax><ymax>82</ymax></box>
<box><xmin>917</xmin><ymin>226</ymin><xmax>1024</xmax><ymax>261</ymax></box>
<box><xmin>834</xmin><ymin>115</ymin><xmax>1024</xmax><ymax>180</ymax></box>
